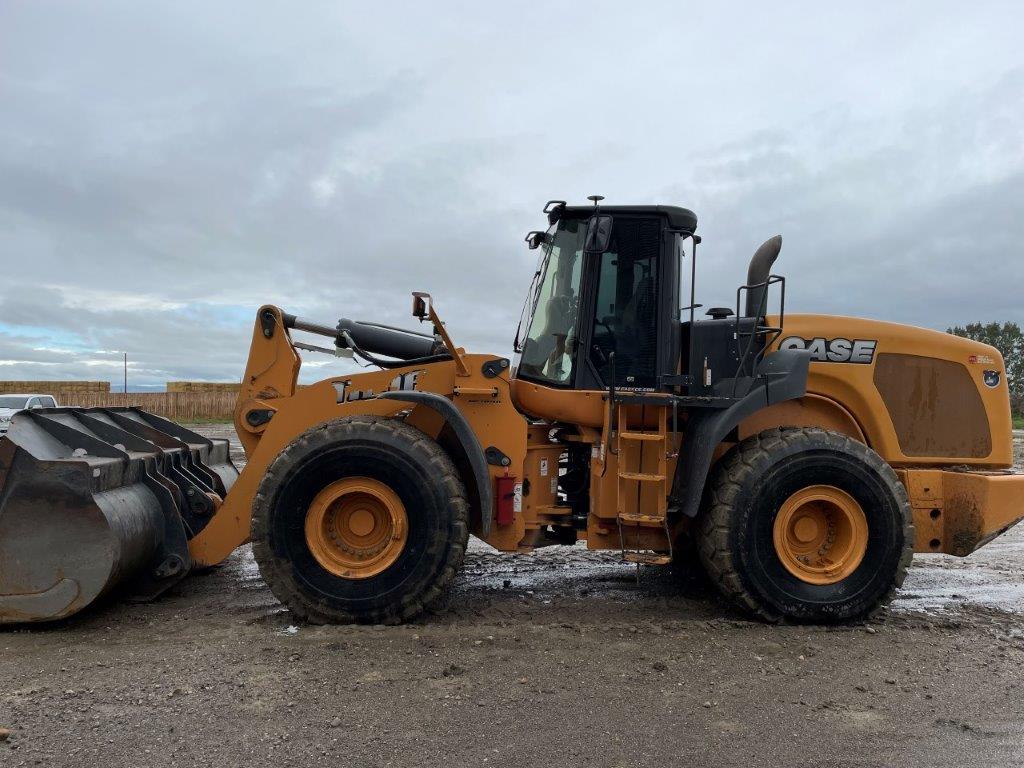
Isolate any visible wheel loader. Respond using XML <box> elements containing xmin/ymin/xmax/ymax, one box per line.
<box><xmin>2</xmin><ymin>198</ymin><xmax>1023</xmax><ymax>625</ymax></box>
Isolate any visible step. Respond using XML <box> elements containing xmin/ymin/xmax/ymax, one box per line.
<box><xmin>623</xmin><ymin>552</ymin><xmax>672</xmax><ymax>566</ymax></box>
<box><xmin>619</xmin><ymin>431</ymin><xmax>664</xmax><ymax>442</ymax></box>
<box><xmin>610</xmin><ymin>392</ymin><xmax>676</xmax><ymax>406</ymax></box>
<box><xmin>618</xmin><ymin>513</ymin><xmax>666</xmax><ymax>528</ymax></box>
<box><xmin>618</xmin><ymin>472</ymin><xmax>665</xmax><ymax>482</ymax></box>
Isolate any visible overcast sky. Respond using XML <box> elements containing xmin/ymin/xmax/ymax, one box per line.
<box><xmin>1</xmin><ymin>2</ymin><xmax>1021</xmax><ymax>389</ymax></box>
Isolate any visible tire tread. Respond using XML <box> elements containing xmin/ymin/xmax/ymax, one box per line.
<box><xmin>697</xmin><ymin>427</ymin><xmax>914</xmax><ymax>623</ymax></box>
<box><xmin>251</xmin><ymin>416</ymin><xmax>469</xmax><ymax>625</ymax></box>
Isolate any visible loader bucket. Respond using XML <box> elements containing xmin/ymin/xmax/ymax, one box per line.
<box><xmin>0</xmin><ymin>407</ymin><xmax>238</xmax><ymax>624</ymax></box>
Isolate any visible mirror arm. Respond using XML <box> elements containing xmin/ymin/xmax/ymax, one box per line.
<box><xmin>410</xmin><ymin>292</ymin><xmax>469</xmax><ymax>377</ymax></box>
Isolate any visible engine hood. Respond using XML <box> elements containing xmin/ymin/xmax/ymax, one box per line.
<box><xmin>766</xmin><ymin>313</ymin><xmax>1012</xmax><ymax>468</ymax></box>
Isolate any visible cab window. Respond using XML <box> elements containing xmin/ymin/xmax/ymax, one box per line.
<box><xmin>518</xmin><ymin>220</ymin><xmax>586</xmax><ymax>385</ymax></box>
<box><xmin>588</xmin><ymin>218</ymin><xmax>660</xmax><ymax>389</ymax></box>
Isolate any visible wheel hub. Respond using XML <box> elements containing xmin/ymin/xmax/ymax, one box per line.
<box><xmin>304</xmin><ymin>477</ymin><xmax>408</xmax><ymax>579</ymax></box>
<box><xmin>772</xmin><ymin>485</ymin><xmax>868</xmax><ymax>585</ymax></box>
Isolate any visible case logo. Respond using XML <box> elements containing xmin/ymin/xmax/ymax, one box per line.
<box><xmin>779</xmin><ymin>336</ymin><xmax>877</xmax><ymax>364</ymax></box>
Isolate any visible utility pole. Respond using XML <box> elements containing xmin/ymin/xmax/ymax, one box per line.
<box><xmin>124</xmin><ymin>352</ymin><xmax>128</xmax><ymax>403</ymax></box>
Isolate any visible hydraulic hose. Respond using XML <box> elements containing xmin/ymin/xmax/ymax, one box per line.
<box><xmin>282</xmin><ymin>312</ymin><xmax>444</xmax><ymax>361</ymax></box>
<box><xmin>339</xmin><ymin>331</ymin><xmax>452</xmax><ymax>369</ymax></box>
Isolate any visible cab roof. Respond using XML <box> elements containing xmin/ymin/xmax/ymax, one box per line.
<box><xmin>559</xmin><ymin>204</ymin><xmax>698</xmax><ymax>233</ymax></box>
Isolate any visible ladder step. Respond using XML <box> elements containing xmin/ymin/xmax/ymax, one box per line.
<box><xmin>623</xmin><ymin>552</ymin><xmax>672</xmax><ymax>566</ymax></box>
<box><xmin>618</xmin><ymin>472</ymin><xmax>665</xmax><ymax>482</ymax></box>
<box><xmin>619</xmin><ymin>431</ymin><xmax>663</xmax><ymax>442</ymax></box>
<box><xmin>618</xmin><ymin>513</ymin><xmax>666</xmax><ymax>527</ymax></box>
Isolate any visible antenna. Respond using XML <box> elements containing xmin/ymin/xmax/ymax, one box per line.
<box><xmin>587</xmin><ymin>194</ymin><xmax>604</xmax><ymax>207</ymax></box>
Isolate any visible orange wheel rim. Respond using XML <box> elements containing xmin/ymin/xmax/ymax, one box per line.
<box><xmin>304</xmin><ymin>477</ymin><xmax>408</xmax><ymax>579</ymax></box>
<box><xmin>772</xmin><ymin>485</ymin><xmax>868</xmax><ymax>585</ymax></box>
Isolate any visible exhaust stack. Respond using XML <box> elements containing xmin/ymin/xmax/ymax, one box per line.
<box><xmin>744</xmin><ymin>235</ymin><xmax>783</xmax><ymax>318</ymax></box>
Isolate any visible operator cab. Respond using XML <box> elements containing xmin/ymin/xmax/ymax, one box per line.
<box><xmin>516</xmin><ymin>201</ymin><xmax>697</xmax><ymax>392</ymax></box>
<box><xmin>514</xmin><ymin>198</ymin><xmax>788</xmax><ymax>406</ymax></box>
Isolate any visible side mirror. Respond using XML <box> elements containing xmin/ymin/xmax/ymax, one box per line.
<box><xmin>543</xmin><ymin>200</ymin><xmax>566</xmax><ymax>225</ymax></box>
<box><xmin>411</xmin><ymin>293</ymin><xmax>428</xmax><ymax>320</ymax></box>
<box><xmin>524</xmin><ymin>231</ymin><xmax>548</xmax><ymax>250</ymax></box>
<box><xmin>584</xmin><ymin>214</ymin><xmax>613</xmax><ymax>253</ymax></box>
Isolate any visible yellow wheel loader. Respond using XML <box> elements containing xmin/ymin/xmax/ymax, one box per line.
<box><xmin>2</xmin><ymin>199</ymin><xmax>1022</xmax><ymax>625</ymax></box>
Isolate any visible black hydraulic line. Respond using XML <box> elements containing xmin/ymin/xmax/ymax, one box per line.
<box><xmin>282</xmin><ymin>312</ymin><xmax>442</xmax><ymax>361</ymax></box>
<box><xmin>337</xmin><ymin>318</ymin><xmax>439</xmax><ymax>360</ymax></box>
<box><xmin>340</xmin><ymin>331</ymin><xmax>451</xmax><ymax>370</ymax></box>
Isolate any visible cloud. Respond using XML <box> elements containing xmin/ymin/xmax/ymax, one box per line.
<box><xmin>0</xmin><ymin>2</ymin><xmax>1021</xmax><ymax>388</ymax></box>
<box><xmin>663</xmin><ymin>69</ymin><xmax>1024</xmax><ymax>331</ymax></box>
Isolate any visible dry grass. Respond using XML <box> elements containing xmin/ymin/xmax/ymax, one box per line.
<box><xmin>68</xmin><ymin>392</ymin><xmax>237</xmax><ymax>420</ymax></box>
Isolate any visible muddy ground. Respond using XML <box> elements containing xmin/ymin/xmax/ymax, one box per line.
<box><xmin>2</xmin><ymin>429</ymin><xmax>1024</xmax><ymax>767</ymax></box>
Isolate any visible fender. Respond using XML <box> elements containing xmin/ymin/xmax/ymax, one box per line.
<box><xmin>377</xmin><ymin>390</ymin><xmax>494</xmax><ymax>536</ymax></box>
<box><xmin>669</xmin><ymin>348</ymin><xmax>811</xmax><ymax>517</ymax></box>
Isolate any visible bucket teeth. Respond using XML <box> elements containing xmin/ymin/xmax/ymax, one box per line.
<box><xmin>0</xmin><ymin>407</ymin><xmax>239</xmax><ymax>624</ymax></box>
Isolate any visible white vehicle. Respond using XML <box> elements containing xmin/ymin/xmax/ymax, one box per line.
<box><xmin>0</xmin><ymin>394</ymin><xmax>58</xmax><ymax>433</ymax></box>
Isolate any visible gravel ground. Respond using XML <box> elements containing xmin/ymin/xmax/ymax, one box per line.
<box><xmin>2</xmin><ymin>428</ymin><xmax>1024</xmax><ymax>767</ymax></box>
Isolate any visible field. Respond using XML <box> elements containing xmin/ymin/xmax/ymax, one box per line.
<box><xmin>66</xmin><ymin>392</ymin><xmax>238</xmax><ymax>420</ymax></box>
<box><xmin>1</xmin><ymin>427</ymin><xmax>1023</xmax><ymax>767</ymax></box>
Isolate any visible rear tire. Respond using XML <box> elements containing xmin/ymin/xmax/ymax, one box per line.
<box><xmin>251</xmin><ymin>416</ymin><xmax>469</xmax><ymax>624</ymax></box>
<box><xmin>697</xmin><ymin>427</ymin><xmax>913</xmax><ymax>623</ymax></box>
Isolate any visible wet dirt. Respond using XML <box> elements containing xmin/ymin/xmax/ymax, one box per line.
<box><xmin>1</xmin><ymin>427</ymin><xmax>1023</xmax><ymax>767</ymax></box>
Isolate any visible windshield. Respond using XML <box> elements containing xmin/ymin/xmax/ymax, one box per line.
<box><xmin>517</xmin><ymin>219</ymin><xmax>586</xmax><ymax>385</ymax></box>
<box><xmin>0</xmin><ymin>396</ymin><xmax>29</xmax><ymax>409</ymax></box>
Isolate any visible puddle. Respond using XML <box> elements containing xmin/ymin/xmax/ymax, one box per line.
<box><xmin>457</xmin><ymin>540</ymin><xmax>647</xmax><ymax>595</ymax></box>
<box><xmin>894</xmin><ymin>566</ymin><xmax>1024</xmax><ymax>614</ymax></box>
<box><xmin>220</xmin><ymin>544</ymin><xmax>263</xmax><ymax>581</ymax></box>
<box><xmin>892</xmin><ymin>526</ymin><xmax>1024</xmax><ymax>616</ymax></box>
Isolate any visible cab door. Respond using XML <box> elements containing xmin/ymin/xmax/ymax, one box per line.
<box><xmin>576</xmin><ymin>216</ymin><xmax>678</xmax><ymax>391</ymax></box>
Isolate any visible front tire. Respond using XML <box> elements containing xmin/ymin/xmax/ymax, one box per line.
<box><xmin>698</xmin><ymin>427</ymin><xmax>913</xmax><ymax>623</ymax></box>
<box><xmin>251</xmin><ymin>416</ymin><xmax>469</xmax><ymax>624</ymax></box>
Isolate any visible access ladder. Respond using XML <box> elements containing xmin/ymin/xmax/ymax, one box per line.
<box><xmin>613</xmin><ymin>396</ymin><xmax>675</xmax><ymax>567</ymax></box>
